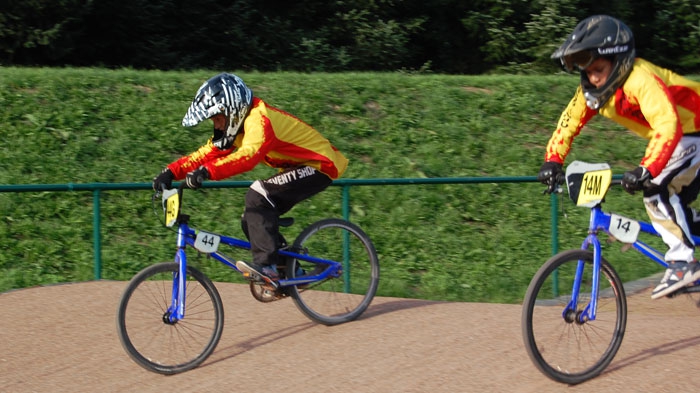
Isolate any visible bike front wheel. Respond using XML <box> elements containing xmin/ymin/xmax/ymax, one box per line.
<box><xmin>521</xmin><ymin>249</ymin><xmax>627</xmax><ymax>384</ymax></box>
<box><xmin>288</xmin><ymin>218</ymin><xmax>380</xmax><ymax>325</ymax></box>
<box><xmin>116</xmin><ymin>262</ymin><xmax>224</xmax><ymax>374</ymax></box>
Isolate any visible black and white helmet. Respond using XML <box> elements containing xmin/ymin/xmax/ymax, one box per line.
<box><xmin>182</xmin><ymin>73</ymin><xmax>253</xmax><ymax>148</ymax></box>
<box><xmin>551</xmin><ymin>15</ymin><xmax>635</xmax><ymax>110</ymax></box>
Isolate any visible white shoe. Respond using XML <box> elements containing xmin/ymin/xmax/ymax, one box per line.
<box><xmin>650</xmin><ymin>262</ymin><xmax>700</xmax><ymax>299</ymax></box>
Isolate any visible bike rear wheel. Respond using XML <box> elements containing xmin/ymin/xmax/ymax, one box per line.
<box><xmin>287</xmin><ymin>218</ymin><xmax>380</xmax><ymax>325</ymax></box>
<box><xmin>116</xmin><ymin>262</ymin><xmax>224</xmax><ymax>374</ymax></box>
<box><xmin>521</xmin><ymin>249</ymin><xmax>627</xmax><ymax>384</ymax></box>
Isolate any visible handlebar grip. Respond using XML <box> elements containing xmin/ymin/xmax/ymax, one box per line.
<box><xmin>542</xmin><ymin>173</ymin><xmax>565</xmax><ymax>195</ymax></box>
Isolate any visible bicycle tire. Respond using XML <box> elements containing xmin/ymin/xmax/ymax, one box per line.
<box><xmin>287</xmin><ymin>218</ymin><xmax>380</xmax><ymax>325</ymax></box>
<box><xmin>116</xmin><ymin>262</ymin><xmax>224</xmax><ymax>374</ymax></box>
<box><xmin>521</xmin><ymin>249</ymin><xmax>627</xmax><ymax>384</ymax></box>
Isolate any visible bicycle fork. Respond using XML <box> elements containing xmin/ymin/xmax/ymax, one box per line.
<box><xmin>564</xmin><ymin>232</ymin><xmax>603</xmax><ymax>324</ymax></box>
<box><xmin>165</xmin><ymin>224</ymin><xmax>189</xmax><ymax>324</ymax></box>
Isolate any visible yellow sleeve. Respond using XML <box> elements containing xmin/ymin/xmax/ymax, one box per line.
<box><xmin>545</xmin><ymin>86</ymin><xmax>597</xmax><ymax>163</ymax></box>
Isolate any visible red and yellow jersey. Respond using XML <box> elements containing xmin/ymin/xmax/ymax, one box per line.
<box><xmin>168</xmin><ymin>97</ymin><xmax>348</xmax><ymax>180</ymax></box>
<box><xmin>545</xmin><ymin>58</ymin><xmax>700</xmax><ymax>177</ymax></box>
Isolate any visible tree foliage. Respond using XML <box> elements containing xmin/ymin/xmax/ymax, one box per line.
<box><xmin>648</xmin><ymin>0</ymin><xmax>700</xmax><ymax>71</ymax></box>
<box><xmin>1</xmin><ymin>0</ymin><xmax>699</xmax><ymax>73</ymax></box>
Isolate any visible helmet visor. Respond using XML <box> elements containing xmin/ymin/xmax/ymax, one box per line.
<box><xmin>182</xmin><ymin>99</ymin><xmax>225</xmax><ymax>127</ymax></box>
<box><xmin>562</xmin><ymin>50</ymin><xmax>598</xmax><ymax>72</ymax></box>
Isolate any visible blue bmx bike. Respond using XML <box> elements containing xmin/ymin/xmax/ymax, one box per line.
<box><xmin>521</xmin><ymin>161</ymin><xmax>700</xmax><ymax>384</ymax></box>
<box><xmin>116</xmin><ymin>184</ymin><xmax>380</xmax><ymax>374</ymax></box>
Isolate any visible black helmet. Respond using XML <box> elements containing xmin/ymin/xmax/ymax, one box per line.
<box><xmin>551</xmin><ymin>15</ymin><xmax>635</xmax><ymax>110</ymax></box>
<box><xmin>182</xmin><ymin>73</ymin><xmax>253</xmax><ymax>148</ymax></box>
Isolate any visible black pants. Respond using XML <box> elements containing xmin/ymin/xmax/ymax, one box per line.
<box><xmin>241</xmin><ymin>166</ymin><xmax>332</xmax><ymax>267</ymax></box>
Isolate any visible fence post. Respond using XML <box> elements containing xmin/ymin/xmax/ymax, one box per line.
<box><xmin>550</xmin><ymin>192</ymin><xmax>559</xmax><ymax>256</ymax></box>
<box><xmin>341</xmin><ymin>184</ymin><xmax>350</xmax><ymax>222</ymax></box>
<box><xmin>341</xmin><ymin>184</ymin><xmax>351</xmax><ymax>292</ymax></box>
<box><xmin>93</xmin><ymin>189</ymin><xmax>102</xmax><ymax>280</ymax></box>
<box><xmin>550</xmin><ymin>191</ymin><xmax>559</xmax><ymax>296</ymax></box>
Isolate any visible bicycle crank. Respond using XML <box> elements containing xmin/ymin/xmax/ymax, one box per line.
<box><xmin>249</xmin><ymin>282</ymin><xmax>287</xmax><ymax>303</ymax></box>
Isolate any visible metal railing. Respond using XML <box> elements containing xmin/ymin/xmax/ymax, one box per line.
<box><xmin>0</xmin><ymin>176</ymin><xmax>550</xmax><ymax>280</ymax></box>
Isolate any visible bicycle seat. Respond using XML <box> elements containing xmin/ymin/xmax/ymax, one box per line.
<box><xmin>279</xmin><ymin>217</ymin><xmax>294</xmax><ymax>227</ymax></box>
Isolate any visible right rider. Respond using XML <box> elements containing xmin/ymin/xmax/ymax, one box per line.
<box><xmin>152</xmin><ymin>73</ymin><xmax>348</xmax><ymax>285</ymax></box>
<box><xmin>537</xmin><ymin>15</ymin><xmax>700</xmax><ymax>299</ymax></box>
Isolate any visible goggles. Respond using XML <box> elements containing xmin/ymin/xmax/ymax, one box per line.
<box><xmin>561</xmin><ymin>50</ymin><xmax>598</xmax><ymax>72</ymax></box>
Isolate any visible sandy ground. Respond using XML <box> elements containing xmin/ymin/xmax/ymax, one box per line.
<box><xmin>1</xmin><ymin>280</ymin><xmax>699</xmax><ymax>392</ymax></box>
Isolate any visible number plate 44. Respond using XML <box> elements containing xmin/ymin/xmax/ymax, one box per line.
<box><xmin>194</xmin><ymin>231</ymin><xmax>221</xmax><ymax>253</ymax></box>
<box><xmin>609</xmin><ymin>213</ymin><xmax>640</xmax><ymax>244</ymax></box>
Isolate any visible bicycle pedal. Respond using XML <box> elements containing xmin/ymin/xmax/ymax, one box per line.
<box><xmin>247</xmin><ymin>273</ymin><xmax>279</xmax><ymax>289</ymax></box>
<box><xmin>242</xmin><ymin>271</ymin><xmax>265</xmax><ymax>283</ymax></box>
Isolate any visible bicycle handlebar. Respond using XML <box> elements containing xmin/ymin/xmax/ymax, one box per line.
<box><xmin>541</xmin><ymin>175</ymin><xmax>649</xmax><ymax>198</ymax></box>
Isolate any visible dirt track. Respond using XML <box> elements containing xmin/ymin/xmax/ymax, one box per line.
<box><xmin>2</xmin><ymin>280</ymin><xmax>699</xmax><ymax>392</ymax></box>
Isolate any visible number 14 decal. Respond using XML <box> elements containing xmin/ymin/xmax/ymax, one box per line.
<box><xmin>609</xmin><ymin>213</ymin><xmax>640</xmax><ymax>244</ymax></box>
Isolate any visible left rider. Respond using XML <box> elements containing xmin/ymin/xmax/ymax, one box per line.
<box><xmin>537</xmin><ymin>15</ymin><xmax>700</xmax><ymax>299</ymax></box>
<box><xmin>152</xmin><ymin>73</ymin><xmax>348</xmax><ymax>285</ymax></box>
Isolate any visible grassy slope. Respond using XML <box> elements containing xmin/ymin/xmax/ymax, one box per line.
<box><xmin>0</xmin><ymin>67</ymin><xmax>666</xmax><ymax>302</ymax></box>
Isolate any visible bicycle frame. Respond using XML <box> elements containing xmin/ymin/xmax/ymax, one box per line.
<box><xmin>164</xmin><ymin>216</ymin><xmax>343</xmax><ymax>323</ymax></box>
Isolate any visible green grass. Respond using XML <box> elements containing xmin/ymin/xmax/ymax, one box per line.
<box><xmin>0</xmin><ymin>67</ymin><xmax>670</xmax><ymax>302</ymax></box>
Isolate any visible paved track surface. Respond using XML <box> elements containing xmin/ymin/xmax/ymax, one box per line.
<box><xmin>2</xmin><ymin>280</ymin><xmax>699</xmax><ymax>392</ymax></box>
